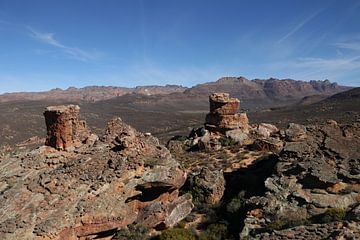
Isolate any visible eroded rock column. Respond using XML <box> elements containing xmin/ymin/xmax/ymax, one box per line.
<box><xmin>44</xmin><ymin>105</ymin><xmax>90</xmax><ymax>150</ymax></box>
<box><xmin>205</xmin><ymin>93</ymin><xmax>249</xmax><ymax>132</ymax></box>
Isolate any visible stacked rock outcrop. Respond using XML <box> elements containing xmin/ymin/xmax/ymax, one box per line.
<box><xmin>44</xmin><ymin>105</ymin><xmax>90</xmax><ymax>150</ymax></box>
<box><xmin>205</xmin><ymin>93</ymin><xmax>249</xmax><ymax>133</ymax></box>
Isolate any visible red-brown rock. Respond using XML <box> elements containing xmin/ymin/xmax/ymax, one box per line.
<box><xmin>205</xmin><ymin>112</ymin><xmax>249</xmax><ymax>131</ymax></box>
<box><xmin>43</xmin><ymin>105</ymin><xmax>90</xmax><ymax>150</ymax></box>
<box><xmin>0</xmin><ymin>116</ymin><xmax>191</xmax><ymax>239</ymax></box>
<box><xmin>205</xmin><ymin>93</ymin><xmax>249</xmax><ymax>132</ymax></box>
<box><xmin>209</xmin><ymin>93</ymin><xmax>240</xmax><ymax>115</ymax></box>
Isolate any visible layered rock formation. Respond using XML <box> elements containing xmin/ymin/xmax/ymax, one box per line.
<box><xmin>180</xmin><ymin>93</ymin><xmax>252</xmax><ymax>151</ymax></box>
<box><xmin>241</xmin><ymin>121</ymin><xmax>360</xmax><ymax>239</ymax></box>
<box><xmin>44</xmin><ymin>105</ymin><xmax>90</xmax><ymax>150</ymax></box>
<box><xmin>166</xmin><ymin>95</ymin><xmax>359</xmax><ymax>238</ymax></box>
<box><xmin>0</xmin><ymin>107</ymin><xmax>193</xmax><ymax>239</ymax></box>
<box><xmin>205</xmin><ymin>93</ymin><xmax>249</xmax><ymax>133</ymax></box>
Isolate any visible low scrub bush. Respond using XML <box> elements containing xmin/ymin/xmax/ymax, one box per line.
<box><xmin>320</xmin><ymin>208</ymin><xmax>346</xmax><ymax>223</ymax></box>
<box><xmin>265</xmin><ymin>218</ymin><xmax>310</xmax><ymax>232</ymax></box>
<box><xmin>113</xmin><ymin>224</ymin><xmax>149</xmax><ymax>240</ymax></box>
<box><xmin>199</xmin><ymin>223</ymin><xmax>229</xmax><ymax>240</ymax></box>
<box><xmin>219</xmin><ymin>137</ymin><xmax>237</xmax><ymax>147</ymax></box>
<box><xmin>156</xmin><ymin>228</ymin><xmax>196</xmax><ymax>240</ymax></box>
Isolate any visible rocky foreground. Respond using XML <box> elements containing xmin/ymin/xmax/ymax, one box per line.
<box><xmin>0</xmin><ymin>105</ymin><xmax>192</xmax><ymax>239</ymax></box>
<box><xmin>168</xmin><ymin>93</ymin><xmax>360</xmax><ymax>239</ymax></box>
<box><xmin>0</xmin><ymin>93</ymin><xmax>359</xmax><ymax>240</ymax></box>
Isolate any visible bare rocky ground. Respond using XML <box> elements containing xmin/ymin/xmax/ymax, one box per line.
<box><xmin>0</xmin><ymin>89</ymin><xmax>359</xmax><ymax>240</ymax></box>
<box><xmin>0</xmin><ymin>108</ymin><xmax>193</xmax><ymax>240</ymax></box>
<box><xmin>166</xmin><ymin>123</ymin><xmax>360</xmax><ymax>240</ymax></box>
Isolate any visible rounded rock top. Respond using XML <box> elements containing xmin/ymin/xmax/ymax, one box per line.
<box><xmin>209</xmin><ymin>93</ymin><xmax>240</xmax><ymax>103</ymax></box>
<box><xmin>45</xmin><ymin>104</ymin><xmax>80</xmax><ymax>113</ymax></box>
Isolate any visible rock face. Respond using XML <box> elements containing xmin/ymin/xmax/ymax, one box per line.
<box><xmin>242</xmin><ymin>121</ymin><xmax>360</xmax><ymax>238</ymax></box>
<box><xmin>0</xmin><ymin>113</ymin><xmax>192</xmax><ymax>239</ymax></box>
<box><xmin>253</xmin><ymin>123</ymin><xmax>279</xmax><ymax>139</ymax></box>
<box><xmin>205</xmin><ymin>93</ymin><xmax>249</xmax><ymax>132</ymax></box>
<box><xmin>209</xmin><ymin>93</ymin><xmax>240</xmax><ymax>115</ymax></box>
<box><xmin>186</xmin><ymin>168</ymin><xmax>225</xmax><ymax>205</ymax></box>
<box><xmin>44</xmin><ymin>105</ymin><xmax>90</xmax><ymax>150</ymax></box>
<box><xmin>255</xmin><ymin>221</ymin><xmax>360</xmax><ymax>240</ymax></box>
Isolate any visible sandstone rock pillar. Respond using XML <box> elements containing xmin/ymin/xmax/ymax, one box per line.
<box><xmin>205</xmin><ymin>93</ymin><xmax>249</xmax><ymax>132</ymax></box>
<box><xmin>44</xmin><ymin>105</ymin><xmax>90</xmax><ymax>150</ymax></box>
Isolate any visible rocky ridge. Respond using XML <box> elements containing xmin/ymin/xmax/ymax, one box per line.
<box><xmin>0</xmin><ymin>105</ymin><xmax>193</xmax><ymax>239</ymax></box>
<box><xmin>0</xmin><ymin>85</ymin><xmax>187</xmax><ymax>103</ymax></box>
<box><xmin>185</xmin><ymin>77</ymin><xmax>350</xmax><ymax>105</ymax></box>
<box><xmin>241</xmin><ymin>120</ymin><xmax>360</xmax><ymax>239</ymax></box>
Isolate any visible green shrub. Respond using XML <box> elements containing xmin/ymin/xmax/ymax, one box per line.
<box><xmin>156</xmin><ymin>228</ymin><xmax>196</xmax><ymax>240</ymax></box>
<box><xmin>264</xmin><ymin>220</ymin><xmax>286</xmax><ymax>232</ymax></box>
<box><xmin>113</xmin><ymin>224</ymin><xmax>149</xmax><ymax>240</ymax></box>
<box><xmin>226</xmin><ymin>191</ymin><xmax>246</xmax><ymax>214</ymax></box>
<box><xmin>321</xmin><ymin>208</ymin><xmax>346</xmax><ymax>223</ymax></box>
<box><xmin>219</xmin><ymin>137</ymin><xmax>237</xmax><ymax>147</ymax></box>
<box><xmin>199</xmin><ymin>223</ymin><xmax>228</xmax><ymax>240</ymax></box>
<box><xmin>264</xmin><ymin>218</ymin><xmax>310</xmax><ymax>232</ymax></box>
<box><xmin>285</xmin><ymin>218</ymin><xmax>310</xmax><ymax>228</ymax></box>
<box><xmin>176</xmin><ymin>220</ymin><xmax>187</xmax><ymax>229</ymax></box>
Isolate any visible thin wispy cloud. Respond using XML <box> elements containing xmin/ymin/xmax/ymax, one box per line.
<box><xmin>268</xmin><ymin>54</ymin><xmax>360</xmax><ymax>82</ymax></box>
<box><xmin>335</xmin><ymin>41</ymin><xmax>360</xmax><ymax>51</ymax></box>
<box><xmin>295</xmin><ymin>55</ymin><xmax>360</xmax><ymax>70</ymax></box>
<box><xmin>277</xmin><ymin>8</ymin><xmax>324</xmax><ymax>44</ymax></box>
<box><xmin>28</xmin><ymin>27</ymin><xmax>100</xmax><ymax>61</ymax></box>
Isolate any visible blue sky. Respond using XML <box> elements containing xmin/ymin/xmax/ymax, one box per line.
<box><xmin>0</xmin><ymin>0</ymin><xmax>360</xmax><ymax>93</ymax></box>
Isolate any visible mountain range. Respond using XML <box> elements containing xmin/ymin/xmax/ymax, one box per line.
<box><xmin>0</xmin><ymin>77</ymin><xmax>350</xmax><ymax>108</ymax></box>
<box><xmin>0</xmin><ymin>77</ymin><xmax>357</xmax><ymax>148</ymax></box>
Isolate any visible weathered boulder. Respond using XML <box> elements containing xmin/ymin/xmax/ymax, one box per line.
<box><xmin>43</xmin><ymin>105</ymin><xmax>90</xmax><ymax>150</ymax></box>
<box><xmin>251</xmin><ymin>138</ymin><xmax>283</xmax><ymax>153</ymax></box>
<box><xmin>102</xmin><ymin>117</ymin><xmax>138</xmax><ymax>148</ymax></box>
<box><xmin>85</xmin><ymin>133</ymin><xmax>99</xmax><ymax>146</ymax></box>
<box><xmin>136</xmin><ymin>193</ymin><xmax>193</xmax><ymax>229</ymax></box>
<box><xmin>253</xmin><ymin>123</ymin><xmax>279</xmax><ymax>139</ymax></box>
<box><xmin>166</xmin><ymin>139</ymin><xmax>186</xmax><ymax>154</ymax></box>
<box><xmin>285</xmin><ymin>123</ymin><xmax>307</xmax><ymax>142</ymax></box>
<box><xmin>102</xmin><ymin>117</ymin><xmax>171</xmax><ymax>159</ymax></box>
<box><xmin>187</xmin><ymin>167</ymin><xmax>225</xmax><ymax>205</ymax></box>
<box><xmin>197</xmin><ymin>131</ymin><xmax>222</xmax><ymax>151</ymax></box>
<box><xmin>226</xmin><ymin>129</ymin><xmax>250</xmax><ymax>145</ymax></box>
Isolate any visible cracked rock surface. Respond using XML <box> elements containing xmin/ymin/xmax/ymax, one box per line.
<box><xmin>0</xmin><ymin>115</ymin><xmax>192</xmax><ymax>240</ymax></box>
